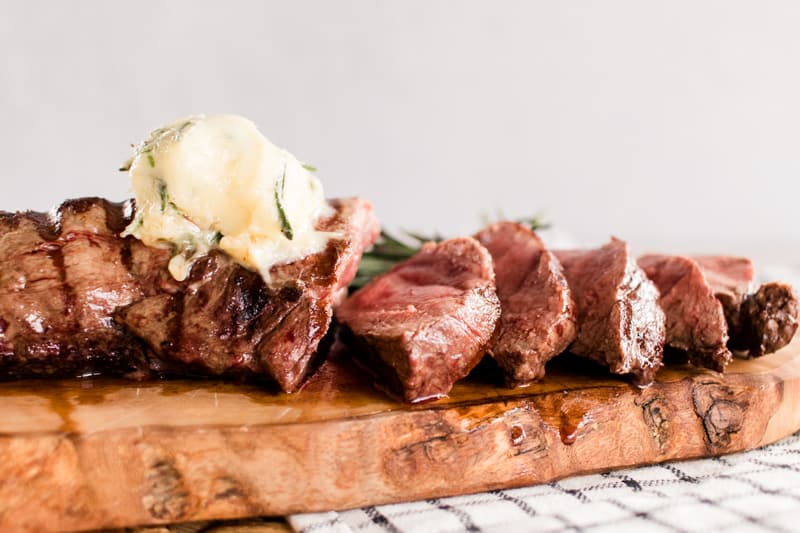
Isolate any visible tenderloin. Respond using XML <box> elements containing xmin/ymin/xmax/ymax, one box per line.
<box><xmin>0</xmin><ymin>196</ymin><xmax>379</xmax><ymax>391</ymax></box>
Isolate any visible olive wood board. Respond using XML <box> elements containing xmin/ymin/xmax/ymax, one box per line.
<box><xmin>2</xmin><ymin>338</ymin><xmax>800</xmax><ymax>532</ymax></box>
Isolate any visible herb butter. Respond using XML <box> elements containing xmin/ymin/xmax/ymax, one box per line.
<box><xmin>122</xmin><ymin>114</ymin><xmax>334</xmax><ymax>282</ymax></box>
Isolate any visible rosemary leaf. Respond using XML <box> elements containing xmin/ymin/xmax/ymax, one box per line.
<box><xmin>302</xmin><ymin>163</ymin><xmax>318</xmax><ymax>172</ymax></box>
<box><xmin>275</xmin><ymin>165</ymin><xmax>294</xmax><ymax>240</ymax></box>
<box><xmin>158</xmin><ymin>179</ymin><xmax>168</xmax><ymax>212</ymax></box>
<box><xmin>147</xmin><ymin>153</ymin><xmax>156</xmax><ymax>168</ymax></box>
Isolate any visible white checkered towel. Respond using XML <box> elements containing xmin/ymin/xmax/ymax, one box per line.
<box><xmin>290</xmin><ymin>268</ymin><xmax>800</xmax><ymax>533</ymax></box>
<box><xmin>289</xmin><ymin>431</ymin><xmax>800</xmax><ymax>533</ymax></box>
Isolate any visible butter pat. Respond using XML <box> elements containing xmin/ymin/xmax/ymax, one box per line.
<box><xmin>122</xmin><ymin>114</ymin><xmax>334</xmax><ymax>282</ymax></box>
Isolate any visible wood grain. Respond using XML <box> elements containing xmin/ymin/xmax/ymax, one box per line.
<box><xmin>2</xmin><ymin>339</ymin><xmax>800</xmax><ymax>532</ymax></box>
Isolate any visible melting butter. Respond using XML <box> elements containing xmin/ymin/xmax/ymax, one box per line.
<box><xmin>122</xmin><ymin>114</ymin><xmax>334</xmax><ymax>282</ymax></box>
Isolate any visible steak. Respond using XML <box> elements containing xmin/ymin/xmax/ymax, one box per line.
<box><xmin>738</xmin><ymin>282</ymin><xmax>798</xmax><ymax>355</ymax></box>
<box><xmin>638</xmin><ymin>254</ymin><xmax>732</xmax><ymax>371</ymax></box>
<box><xmin>335</xmin><ymin>237</ymin><xmax>501</xmax><ymax>403</ymax></box>
<box><xmin>695</xmin><ymin>256</ymin><xmax>798</xmax><ymax>356</ymax></box>
<box><xmin>694</xmin><ymin>256</ymin><xmax>755</xmax><ymax>338</ymax></box>
<box><xmin>473</xmin><ymin>222</ymin><xmax>577</xmax><ymax>387</ymax></box>
<box><xmin>555</xmin><ymin>238</ymin><xmax>665</xmax><ymax>385</ymax></box>
<box><xmin>0</xmin><ymin>196</ymin><xmax>379</xmax><ymax>391</ymax></box>
<box><xmin>0</xmin><ymin>198</ymin><xmax>171</xmax><ymax>378</ymax></box>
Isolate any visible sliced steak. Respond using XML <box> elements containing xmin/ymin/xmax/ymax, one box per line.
<box><xmin>0</xmin><ymin>196</ymin><xmax>379</xmax><ymax>391</ymax></box>
<box><xmin>335</xmin><ymin>237</ymin><xmax>501</xmax><ymax>403</ymax></box>
<box><xmin>694</xmin><ymin>256</ymin><xmax>755</xmax><ymax>339</ymax></box>
<box><xmin>638</xmin><ymin>254</ymin><xmax>732</xmax><ymax>371</ymax></box>
<box><xmin>695</xmin><ymin>256</ymin><xmax>798</xmax><ymax>356</ymax></box>
<box><xmin>473</xmin><ymin>222</ymin><xmax>576</xmax><ymax>387</ymax></box>
<box><xmin>118</xmin><ymin>197</ymin><xmax>380</xmax><ymax>391</ymax></box>
<box><xmin>555</xmin><ymin>238</ymin><xmax>665</xmax><ymax>385</ymax></box>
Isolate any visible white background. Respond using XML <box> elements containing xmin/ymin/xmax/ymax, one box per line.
<box><xmin>1</xmin><ymin>1</ymin><xmax>798</xmax><ymax>264</ymax></box>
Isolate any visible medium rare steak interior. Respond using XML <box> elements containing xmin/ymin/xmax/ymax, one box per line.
<box><xmin>474</xmin><ymin>222</ymin><xmax>577</xmax><ymax>387</ymax></box>
<box><xmin>695</xmin><ymin>256</ymin><xmax>798</xmax><ymax>356</ymax></box>
<box><xmin>638</xmin><ymin>254</ymin><xmax>732</xmax><ymax>371</ymax></box>
<box><xmin>335</xmin><ymin>237</ymin><xmax>501</xmax><ymax>402</ymax></box>
<box><xmin>0</xmin><ymin>196</ymin><xmax>379</xmax><ymax>391</ymax></box>
<box><xmin>556</xmin><ymin>239</ymin><xmax>666</xmax><ymax>385</ymax></box>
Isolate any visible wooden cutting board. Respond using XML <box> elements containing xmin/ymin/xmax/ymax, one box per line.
<box><xmin>2</xmin><ymin>338</ymin><xmax>800</xmax><ymax>533</ymax></box>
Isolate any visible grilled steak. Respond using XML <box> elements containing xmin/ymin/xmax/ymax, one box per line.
<box><xmin>473</xmin><ymin>222</ymin><xmax>577</xmax><ymax>387</ymax></box>
<box><xmin>695</xmin><ymin>256</ymin><xmax>798</xmax><ymax>356</ymax></box>
<box><xmin>638</xmin><ymin>254</ymin><xmax>732</xmax><ymax>371</ymax></box>
<box><xmin>0</xmin><ymin>198</ymin><xmax>171</xmax><ymax>378</ymax></box>
<box><xmin>335</xmin><ymin>237</ymin><xmax>501</xmax><ymax>403</ymax></box>
<box><xmin>0</xmin><ymin>196</ymin><xmax>379</xmax><ymax>391</ymax></box>
<box><xmin>555</xmin><ymin>238</ymin><xmax>665</xmax><ymax>385</ymax></box>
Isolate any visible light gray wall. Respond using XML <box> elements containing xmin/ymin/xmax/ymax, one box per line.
<box><xmin>2</xmin><ymin>1</ymin><xmax>799</xmax><ymax>263</ymax></box>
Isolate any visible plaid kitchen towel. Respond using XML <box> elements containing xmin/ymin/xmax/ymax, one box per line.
<box><xmin>289</xmin><ymin>431</ymin><xmax>800</xmax><ymax>533</ymax></box>
<box><xmin>290</xmin><ymin>269</ymin><xmax>800</xmax><ymax>533</ymax></box>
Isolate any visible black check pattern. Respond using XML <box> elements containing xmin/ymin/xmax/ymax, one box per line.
<box><xmin>289</xmin><ymin>430</ymin><xmax>800</xmax><ymax>533</ymax></box>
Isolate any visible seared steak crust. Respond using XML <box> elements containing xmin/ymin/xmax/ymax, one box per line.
<box><xmin>0</xmin><ymin>198</ymin><xmax>174</xmax><ymax>378</ymax></box>
<box><xmin>474</xmin><ymin>222</ymin><xmax>577</xmax><ymax>387</ymax></box>
<box><xmin>556</xmin><ymin>238</ymin><xmax>665</xmax><ymax>385</ymax></box>
<box><xmin>335</xmin><ymin>237</ymin><xmax>501</xmax><ymax>403</ymax></box>
<box><xmin>736</xmin><ymin>282</ymin><xmax>798</xmax><ymax>356</ymax></box>
<box><xmin>638</xmin><ymin>254</ymin><xmax>732</xmax><ymax>372</ymax></box>
<box><xmin>0</xmin><ymin>197</ymin><xmax>379</xmax><ymax>391</ymax></box>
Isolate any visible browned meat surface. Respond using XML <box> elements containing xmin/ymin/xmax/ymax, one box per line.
<box><xmin>555</xmin><ymin>238</ymin><xmax>665</xmax><ymax>385</ymax></box>
<box><xmin>695</xmin><ymin>256</ymin><xmax>798</xmax><ymax>356</ymax></box>
<box><xmin>737</xmin><ymin>282</ymin><xmax>798</xmax><ymax>356</ymax></box>
<box><xmin>335</xmin><ymin>237</ymin><xmax>501</xmax><ymax>403</ymax></box>
<box><xmin>638</xmin><ymin>254</ymin><xmax>732</xmax><ymax>371</ymax></box>
<box><xmin>118</xmin><ymin>197</ymin><xmax>379</xmax><ymax>391</ymax></box>
<box><xmin>473</xmin><ymin>222</ymin><xmax>576</xmax><ymax>387</ymax></box>
<box><xmin>0</xmin><ymin>197</ymin><xmax>379</xmax><ymax>391</ymax></box>
<box><xmin>0</xmin><ymin>198</ymin><xmax>173</xmax><ymax>378</ymax></box>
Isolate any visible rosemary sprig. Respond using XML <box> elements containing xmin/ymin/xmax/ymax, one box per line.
<box><xmin>350</xmin><ymin>214</ymin><xmax>550</xmax><ymax>290</ymax></box>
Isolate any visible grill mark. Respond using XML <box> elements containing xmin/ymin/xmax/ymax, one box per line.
<box><xmin>169</xmin><ymin>291</ymin><xmax>186</xmax><ymax>356</ymax></box>
<box><xmin>47</xmin><ymin>245</ymin><xmax>79</xmax><ymax>336</ymax></box>
<box><xmin>120</xmin><ymin>238</ymin><xmax>134</xmax><ymax>273</ymax></box>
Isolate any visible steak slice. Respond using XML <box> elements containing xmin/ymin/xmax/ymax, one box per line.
<box><xmin>335</xmin><ymin>237</ymin><xmax>501</xmax><ymax>403</ymax></box>
<box><xmin>694</xmin><ymin>256</ymin><xmax>755</xmax><ymax>338</ymax></box>
<box><xmin>638</xmin><ymin>254</ymin><xmax>732</xmax><ymax>371</ymax></box>
<box><xmin>0</xmin><ymin>198</ymin><xmax>173</xmax><ymax>378</ymax></box>
<box><xmin>473</xmin><ymin>222</ymin><xmax>577</xmax><ymax>387</ymax></box>
<box><xmin>0</xmin><ymin>196</ymin><xmax>379</xmax><ymax>391</ymax></box>
<box><xmin>695</xmin><ymin>256</ymin><xmax>798</xmax><ymax>356</ymax></box>
<box><xmin>555</xmin><ymin>238</ymin><xmax>665</xmax><ymax>385</ymax></box>
<box><xmin>118</xmin><ymin>197</ymin><xmax>380</xmax><ymax>391</ymax></box>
